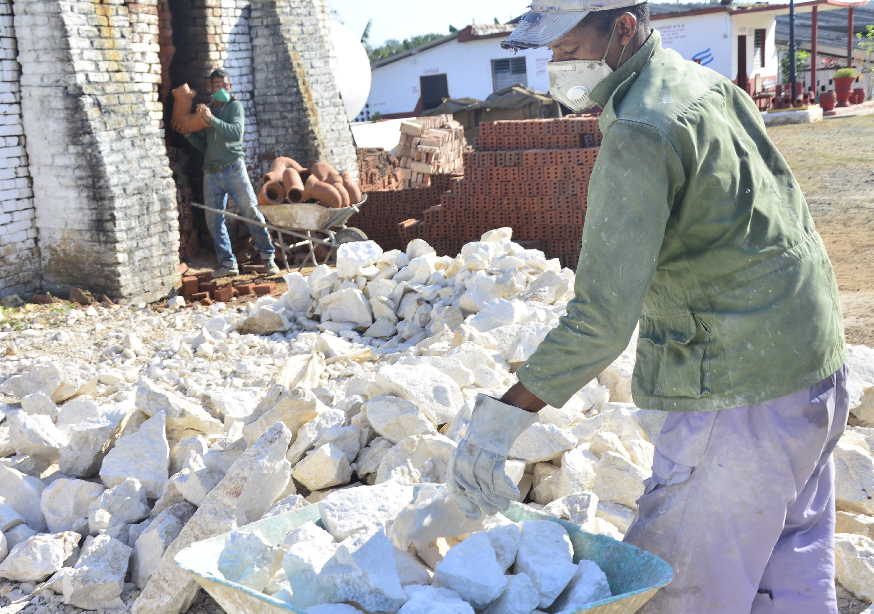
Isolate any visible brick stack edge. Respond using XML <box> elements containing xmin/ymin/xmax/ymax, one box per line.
<box><xmin>356</xmin><ymin>116</ymin><xmax>602</xmax><ymax>269</ymax></box>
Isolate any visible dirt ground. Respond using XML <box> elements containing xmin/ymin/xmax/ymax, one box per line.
<box><xmin>768</xmin><ymin>114</ymin><xmax>874</xmax><ymax>347</ymax></box>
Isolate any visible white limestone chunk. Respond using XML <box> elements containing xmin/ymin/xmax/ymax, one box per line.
<box><xmin>597</xmin><ymin>501</ymin><xmax>635</xmax><ymax>533</ymax></box>
<box><xmin>132</xmin><ymin>502</ymin><xmax>194</xmax><ymax>588</ymax></box>
<box><xmin>286</xmin><ymin>407</ymin><xmax>346</xmax><ymax>465</ymax></box>
<box><xmin>282</xmin><ymin>521</ymin><xmax>339</xmax><ymax>608</ymax></box>
<box><xmin>41</xmin><ymin>478</ymin><xmax>105</xmax><ymax>534</ymax></box>
<box><xmin>281</xmin><ymin>271</ymin><xmax>313</xmax><ymax>313</ymax></box>
<box><xmin>514</xmin><ymin>520</ymin><xmax>577</xmax><ymax>608</ymax></box>
<box><xmin>836</xmin><ymin>511</ymin><xmax>874</xmax><ymax>539</ymax></box>
<box><xmin>544</xmin><ymin>493</ymin><xmax>600</xmax><ymax>526</ymax></box>
<box><xmin>58</xmin><ymin>404</ymin><xmax>127</xmax><ymax>478</ymax></box>
<box><xmin>174</xmin><ymin>466</ymin><xmax>223</xmax><ymax>506</ymax></box>
<box><xmin>592</xmin><ymin>451</ymin><xmax>648</xmax><ymax>510</ymax></box>
<box><xmin>0</xmin><ymin>503</ymin><xmax>24</xmax><ymax>532</ymax></box>
<box><xmin>847</xmin><ymin>344</ymin><xmax>874</xmax><ymax>426</ymax></box>
<box><xmin>509</xmin><ymin>422</ymin><xmax>577</xmax><ymax>463</ymax></box>
<box><xmin>374</xmin><ymin>363</ymin><xmax>463</xmax><ymax>425</ymax></box>
<box><xmin>835</xmin><ymin>435</ymin><xmax>874</xmax><ymax>514</ymax></box>
<box><xmin>365</xmin><ymin>394</ymin><xmax>437</xmax><ymax>443</ymax></box>
<box><xmin>61</xmin><ymin>534</ymin><xmax>132</xmax><ymax>610</ymax></box>
<box><xmin>6</xmin><ymin>410</ymin><xmax>67</xmax><ymax>459</ymax></box>
<box><xmin>319</xmin><ymin>481</ymin><xmax>415</xmax><ymax>540</ymax></box>
<box><xmin>244</xmin><ymin>386</ymin><xmax>320</xmax><ymax>445</ymax></box>
<box><xmin>834</xmin><ymin>533</ymin><xmax>874</xmax><ymax>602</ymax></box>
<box><xmin>264</xmin><ymin>495</ymin><xmax>308</xmax><ymax>519</ymax></box>
<box><xmin>135</xmin><ymin>378</ymin><xmax>223</xmax><ymax>437</ymax></box>
<box><xmin>0</xmin><ymin>531</ymin><xmax>80</xmax><ymax>581</ymax></box>
<box><xmin>88</xmin><ymin>478</ymin><xmax>151</xmax><ymax>534</ymax></box>
<box><xmin>320</xmin><ymin>288</ymin><xmax>373</xmax><ymax>328</ymax></box>
<box><xmin>355</xmin><ymin>437</ymin><xmax>395</xmax><ymax>477</ymax></box>
<box><xmin>532</xmin><ymin>463</ymin><xmax>561</xmax><ymax>505</ymax></box>
<box><xmin>0</xmin><ymin>465</ymin><xmax>46</xmax><ymax>531</ymax></box>
<box><xmin>406</xmin><ymin>239</ymin><xmax>436</xmax><ymax>260</ymax></box>
<box><xmin>376</xmin><ymin>433</ymin><xmax>456</xmax><ymax>485</ymax></box>
<box><xmin>218</xmin><ymin>529</ymin><xmax>281</xmax><ymax>591</ymax></box>
<box><xmin>337</xmin><ymin>241</ymin><xmax>383</xmax><ymax>278</ymax></box>
<box><xmin>4</xmin><ymin>524</ymin><xmax>36</xmax><ymax>550</ymax></box>
<box><xmin>312</xmin><ymin>424</ymin><xmax>362</xmax><ymax>462</ymax></box>
<box><xmin>552</xmin><ymin>560</ymin><xmax>613</xmax><ymax>614</ymax></box>
<box><xmin>485</xmin><ymin>522</ymin><xmax>522</xmax><ymax>571</ymax></box>
<box><xmin>399</xmin><ymin>585</ymin><xmax>474</xmax><ymax>614</ymax></box>
<box><xmin>435</xmin><ymin>532</ymin><xmax>507</xmax><ymax>608</ymax></box>
<box><xmin>20</xmin><ymin>391</ymin><xmax>59</xmax><ymax>418</ymax></box>
<box><xmin>100</xmin><ymin>412</ymin><xmax>169</xmax><ymax>498</ymax></box>
<box><xmin>238</xmin><ymin>306</ymin><xmax>291</xmax><ymax>335</ymax></box>
<box><xmin>483</xmin><ymin>572</ymin><xmax>541</xmax><ymax>614</ymax></box>
<box><xmin>293</xmin><ymin>443</ymin><xmax>353</xmax><ymax>491</ymax></box>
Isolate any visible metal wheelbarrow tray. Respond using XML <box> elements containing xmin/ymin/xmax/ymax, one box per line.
<box><xmin>175</xmin><ymin>498</ymin><xmax>672</xmax><ymax>614</ymax></box>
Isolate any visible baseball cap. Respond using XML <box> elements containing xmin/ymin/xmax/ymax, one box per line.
<box><xmin>502</xmin><ymin>0</ymin><xmax>647</xmax><ymax>49</ymax></box>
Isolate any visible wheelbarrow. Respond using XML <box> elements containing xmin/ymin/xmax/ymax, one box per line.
<box><xmin>188</xmin><ymin>195</ymin><xmax>369</xmax><ymax>272</ymax></box>
<box><xmin>174</xmin><ymin>492</ymin><xmax>672</xmax><ymax>614</ymax></box>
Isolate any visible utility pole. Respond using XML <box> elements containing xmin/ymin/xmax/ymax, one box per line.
<box><xmin>789</xmin><ymin>0</ymin><xmax>797</xmax><ymax>101</ymax></box>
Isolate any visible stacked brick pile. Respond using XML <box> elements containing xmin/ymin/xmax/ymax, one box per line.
<box><xmin>390</xmin><ymin>115</ymin><xmax>466</xmax><ymax>187</ymax></box>
<box><xmin>398</xmin><ymin>116</ymin><xmax>602</xmax><ymax>268</ymax></box>
<box><xmin>181</xmin><ymin>272</ymin><xmax>275</xmax><ymax>305</ymax></box>
<box><xmin>357</xmin><ymin>148</ymin><xmax>404</xmax><ymax>192</ymax></box>
<box><xmin>352</xmin><ymin>174</ymin><xmax>461</xmax><ymax>251</ymax></box>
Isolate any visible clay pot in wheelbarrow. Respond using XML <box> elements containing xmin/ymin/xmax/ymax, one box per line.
<box><xmin>282</xmin><ymin>167</ymin><xmax>305</xmax><ymax>203</ymax></box>
<box><xmin>341</xmin><ymin>170</ymin><xmax>362</xmax><ymax>204</ymax></box>
<box><xmin>270</xmin><ymin>156</ymin><xmax>305</xmax><ymax>174</ymax></box>
<box><xmin>303</xmin><ymin>174</ymin><xmax>342</xmax><ymax>208</ymax></box>
<box><xmin>328</xmin><ymin>177</ymin><xmax>350</xmax><ymax>207</ymax></box>
<box><xmin>171</xmin><ymin>84</ymin><xmax>209</xmax><ymax>134</ymax></box>
<box><xmin>258</xmin><ymin>180</ymin><xmax>286</xmax><ymax>206</ymax></box>
<box><xmin>309</xmin><ymin>161</ymin><xmax>342</xmax><ymax>184</ymax></box>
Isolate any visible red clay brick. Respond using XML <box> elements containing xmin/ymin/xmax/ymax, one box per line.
<box><xmin>252</xmin><ymin>283</ymin><xmax>274</xmax><ymax>296</ymax></box>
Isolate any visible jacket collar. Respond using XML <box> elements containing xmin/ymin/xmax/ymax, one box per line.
<box><xmin>590</xmin><ymin>29</ymin><xmax>660</xmax><ymax>131</ymax></box>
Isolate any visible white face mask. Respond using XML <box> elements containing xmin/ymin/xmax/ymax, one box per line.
<box><xmin>548</xmin><ymin>22</ymin><xmax>627</xmax><ymax>113</ymax></box>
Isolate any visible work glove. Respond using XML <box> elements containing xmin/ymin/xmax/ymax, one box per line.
<box><xmin>448</xmin><ymin>394</ymin><xmax>538</xmax><ymax>519</ymax></box>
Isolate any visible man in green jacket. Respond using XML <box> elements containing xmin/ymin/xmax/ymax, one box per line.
<box><xmin>184</xmin><ymin>69</ymin><xmax>279</xmax><ymax>278</ymax></box>
<box><xmin>447</xmin><ymin>1</ymin><xmax>848</xmax><ymax>612</ymax></box>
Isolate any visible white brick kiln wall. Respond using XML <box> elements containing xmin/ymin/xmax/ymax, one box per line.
<box><xmin>0</xmin><ymin>0</ymin><xmax>38</xmax><ymax>298</ymax></box>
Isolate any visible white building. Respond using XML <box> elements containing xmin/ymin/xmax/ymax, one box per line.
<box><xmin>364</xmin><ymin>0</ymin><xmax>863</xmax><ymax>117</ymax></box>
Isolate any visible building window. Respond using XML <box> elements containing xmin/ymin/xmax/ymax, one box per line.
<box><xmin>492</xmin><ymin>57</ymin><xmax>527</xmax><ymax>91</ymax></box>
<box><xmin>753</xmin><ymin>28</ymin><xmax>767</xmax><ymax>70</ymax></box>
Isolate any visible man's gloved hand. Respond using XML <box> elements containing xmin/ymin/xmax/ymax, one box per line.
<box><xmin>448</xmin><ymin>394</ymin><xmax>538</xmax><ymax>519</ymax></box>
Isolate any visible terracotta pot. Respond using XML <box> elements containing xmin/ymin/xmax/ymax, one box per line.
<box><xmin>171</xmin><ymin>84</ymin><xmax>209</xmax><ymax>134</ymax></box>
<box><xmin>330</xmin><ymin>179</ymin><xmax>350</xmax><ymax>207</ymax></box>
<box><xmin>852</xmin><ymin>87</ymin><xmax>865</xmax><ymax>104</ymax></box>
<box><xmin>341</xmin><ymin>170</ymin><xmax>362</xmax><ymax>204</ymax></box>
<box><xmin>270</xmin><ymin>157</ymin><xmax>305</xmax><ymax>174</ymax></box>
<box><xmin>310</xmin><ymin>161</ymin><xmax>341</xmax><ymax>184</ymax></box>
<box><xmin>819</xmin><ymin>90</ymin><xmax>836</xmax><ymax>112</ymax></box>
<box><xmin>304</xmin><ymin>174</ymin><xmax>342</xmax><ymax>207</ymax></box>
<box><xmin>834</xmin><ymin>76</ymin><xmax>855</xmax><ymax>107</ymax></box>
<box><xmin>282</xmin><ymin>167</ymin><xmax>305</xmax><ymax>203</ymax></box>
<box><xmin>258</xmin><ymin>180</ymin><xmax>286</xmax><ymax>206</ymax></box>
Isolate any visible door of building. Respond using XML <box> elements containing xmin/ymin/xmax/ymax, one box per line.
<box><xmin>420</xmin><ymin>74</ymin><xmax>449</xmax><ymax>110</ymax></box>
<box><xmin>736</xmin><ymin>34</ymin><xmax>749</xmax><ymax>92</ymax></box>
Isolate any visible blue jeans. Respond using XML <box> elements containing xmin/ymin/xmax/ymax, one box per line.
<box><xmin>626</xmin><ymin>366</ymin><xmax>849</xmax><ymax>614</ymax></box>
<box><xmin>203</xmin><ymin>158</ymin><xmax>274</xmax><ymax>267</ymax></box>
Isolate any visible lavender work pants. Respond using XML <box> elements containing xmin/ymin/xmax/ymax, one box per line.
<box><xmin>625</xmin><ymin>366</ymin><xmax>849</xmax><ymax>614</ymax></box>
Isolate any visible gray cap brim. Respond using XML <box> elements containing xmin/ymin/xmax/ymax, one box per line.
<box><xmin>502</xmin><ymin>11</ymin><xmax>587</xmax><ymax>50</ymax></box>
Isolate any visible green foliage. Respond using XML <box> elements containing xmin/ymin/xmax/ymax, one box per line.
<box><xmin>449</xmin><ymin>25</ymin><xmax>458</xmax><ymax>33</ymax></box>
<box><xmin>857</xmin><ymin>25</ymin><xmax>874</xmax><ymax>73</ymax></box>
<box><xmin>367</xmin><ymin>32</ymin><xmax>448</xmax><ymax>64</ymax></box>
<box><xmin>361</xmin><ymin>19</ymin><xmax>372</xmax><ymax>45</ymax></box>
<box><xmin>834</xmin><ymin>67</ymin><xmax>859</xmax><ymax>78</ymax></box>
<box><xmin>780</xmin><ymin>49</ymin><xmax>810</xmax><ymax>83</ymax></box>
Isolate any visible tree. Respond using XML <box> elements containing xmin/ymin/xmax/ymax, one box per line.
<box><xmin>449</xmin><ymin>25</ymin><xmax>458</xmax><ymax>33</ymax></box>
<box><xmin>361</xmin><ymin>19</ymin><xmax>372</xmax><ymax>46</ymax></box>
<box><xmin>367</xmin><ymin>33</ymin><xmax>447</xmax><ymax>63</ymax></box>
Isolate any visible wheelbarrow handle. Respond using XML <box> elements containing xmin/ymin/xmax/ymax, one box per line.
<box><xmin>184</xmin><ymin>201</ymin><xmax>336</xmax><ymax>247</ymax></box>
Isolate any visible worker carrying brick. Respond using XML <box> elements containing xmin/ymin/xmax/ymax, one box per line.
<box><xmin>447</xmin><ymin>2</ymin><xmax>848</xmax><ymax>613</ymax></box>
<box><xmin>183</xmin><ymin>69</ymin><xmax>279</xmax><ymax>278</ymax></box>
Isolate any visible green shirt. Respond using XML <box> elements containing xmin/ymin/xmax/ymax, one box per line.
<box><xmin>184</xmin><ymin>99</ymin><xmax>246</xmax><ymax>173</ymax></box>
<box><xmin>517</xmin><ymin>31</ymin><xmax>845</xmax><ymax>412</ymax></box>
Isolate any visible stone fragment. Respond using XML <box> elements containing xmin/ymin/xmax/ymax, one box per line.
<box><xmin>4</xmin><ymin>525</ymin><xmax>36</xmax><ymax>551</ymax></box>
<box><xmin>597</xmin><ymin>501</ymin><xmax>635</xmax><ymax>533</ymax></box>
<box><xmin>376</xmin><ymin>434</ymin><xmax>456</xmax><ymax>485</ymax></box>
<box><xmin>834</xmin><ymin>533</ymin><xmax>874</xmax><ymax>602</ymax></box>
<box><xmin>509</xmin><ymin>423</ymin><xmax>577</xmax><ymax>463</ymax></box>
<box><xmin>355</xmin><ymin>437</ymin><xmax>395</xmax><ymax>477</ymax></box>
<box><xmin>485</xmin><ymin>522</ymin><xmax>522</xmax><ymax>571</ymax></box>
<box><xmin>282</xmin><ymin>521</ymin><xmax>339</xmax><ymax>608</ymax></box>
<box><xmin>365</xmin><ymin>395</ymin><xmax>437</xmax><ymax>443</ymax></box>
<box><xmin>514</xmin><ymin>520</ymin><xmax>577</xmax><ymax>608</ymax></box>
<box><xmin>483</xmin><ymin>572</ymin><xmax>541</xmax><ymax>614</ymax></box>
<box><xmin>0</xmin><ymin>465</ymin><xmax>46</xmax><ymax>531</ymax></box>
<box><xmin>58</xmin><ymin>405</ymin><xmax>127</xmax><ymax>478</ymax></box>
<box><xmin>20</xmin><ymin>391</ymin><xmax>59</xmax><ymax>418</ymax></box>
<box><xmin>0</xmin><ymin>503</ymin><xmax>24</xmax><ymax>532</ymax></box>
<box><xmin>286</xmin><ymin>407</ymin><xmax>346</xmax><ymax>465</ymax></box>
<box><xmin>399</xmin><ymin>585</ymin><xmax>474</xmax><ymax>614</ymax></box>
<box><xmin>62</xmin><ymin>534</ymin><xmax>132</xmax><ymax>610</ymax></box>
<box><xmin>319</xmin><ymin>481</ymin><xmax>415</xmax><ymax>540</ymax></box>
<box><xmin>835</xmin><ymin>435</ymin><xmax>874</xmax><ymax>514</ymax></box>
<box><xmin>532</xmin><ymin>463</ymin><xmax>561</xmax><ymax>505</ymax></box>
<box><xmin>174</xmin><ymin>466</ymin><xmax>224</xmax><ymax>506</ymax></box>
<box><xmin>100</xmin><ymin>412</ymin><xmax>169</xmax><ymax>498</ymax></box>
<box><xmin>319</xmin><ymin>529</ymin><xmax>407</xmax><ymax>612</ymax></box>
<box><xmin>238</xmin><ymin>306</ymin><xmax>291</xmax><ymax>335</ymax></box>
<box><xmin>435</xmin><ymin>532</ymin><xmax>507</xmax><ymax>608</ymax></box>
<box><xmin>169</xmin><ymin>435</ymin><xmax>208</xmax><ymax>475</ymax></box>
<box><xmin>320</xmin><ymin>288</ymin><xmax>373</xmax><ymax>328</ymax></box>
<box><xmin>0</xmin><ymin>363</ymin><xmax>63</xmax><ymax>402</ymax></box>
<box><xmin>312</xmin><ymin>424</ymin><xmax>363</xmax><ymax>462</ymax></box>
<box><xmin>135</xmin><ymin>378</ymin><xmax>223</xmax><ymax>438</ymax></box>
<box><xmin>131</xmin><ymin>423</ymin><xmax>292</xmax><ymax>614</ymax></box>
<box><xmin>544</xmin><ymin>493</ymin><xmax>600</xmax><ymax>526</ymax></box>
<box><xmin>836</xmin><ymin>511</ymin><xmax>874</xmax><ymax>538</ymax></box>
<box><xmin>293</xmin><ymin>443</ymin><xmax>353</xmax><ymax>491</ymax></box>
<box><xmin>281</xmin><ymin>271</ymin><xmax>313</xmax><ymax>313</ymax></box>
<box><xmin>6</xmin><ymin>410</ymin><xmax>66</xmax><ymax>459</ymax></box>
<box><xmin>592</xmin><ymin>451</ymin><xmax>648</xmax><ymax>509</ymax></box>
<box><xmin>218</xmin><ymin>529</ymin><xmax>281</xmax><ymax>591</ymax></box>
<box><xmin>395</xmin><ymin>547</ymin><xmax>432</xmax><ymax>585</ymax></box>
<box><xmin>552</xmin><ymin>560</ymin><xmax>612</xmax><ymax>614</ymax></box>
<box><xmin>847</xmin><ymin>344</ymin><xmax>874</xmax><ymax>426</ymax></box>
<box><xmin>581</xmin><ymin>518</ymin><xmax>624</xmax><ymax>541</ymax></box>
<box><xmin>88</xmin><ymin>478</ymin><xmax>151</xmax><ymax>534</ymax></box>
<box><xmin>406</xmin><ymin>239</ymin><xmax>436</xmax><ymax>260</ymax></box>
<box><xmin>132</xmin><ymin>503</ymin><xmax>195</xmax><ymax>588</ymax></box>
<box><xmin>337</xmin><ymin>241</ymin><xmax>383</xmax><ymax>278</ymax></box>
<box><xmin>374</xmin><ymin>363</ymin><xmax>463</xmax><ymax>425</ymax></box>
<box><xmin>0</xmin><ymin>531</ymin><xmax>80</xmax><ymax>581</ymax></box>
<box><xmin>41</xmin><ymin>478</ymin><xmax>105</xmax><ymax>534</ymax></box>
<box><xmin>264</xmin><ymin>494</ymin><xmax>308</xmax><ymax>518</ymax></box>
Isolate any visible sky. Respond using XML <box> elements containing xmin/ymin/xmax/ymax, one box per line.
<box><xmin>327</xmin><ymin>0</ymin><xmax>533</xmax><ymax>47</ymax></box>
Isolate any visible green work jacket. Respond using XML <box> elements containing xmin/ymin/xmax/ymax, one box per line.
<box><xmin>184</xmin><ymin>99</ymin><xmax>246</xmax><ymax>173</ymax></box>
<box><xmin>517</xmin><ymin>30</ymin><xmax>845</xmax><ymax>412</ymax></box>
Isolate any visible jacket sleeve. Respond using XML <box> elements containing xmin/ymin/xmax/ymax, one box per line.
<box><xmin>183</xmin><ymin>131</ymin><xmax>207</xmax><ymax>152</ymax></box>
<box><xmin>208</xmin><ymin>101</ymin><xmax>244</xmax><ymax>142</ymax></box>
<box><xmin>516</xmin><ymin>119</ymin><xmax>685</xmax><ymax>408</ymax></box>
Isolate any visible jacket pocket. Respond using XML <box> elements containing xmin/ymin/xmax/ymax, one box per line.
<box><xmin>635</xmin><ymin>312</ymin><xmax>709</xmax><ymax>398</ymax></box>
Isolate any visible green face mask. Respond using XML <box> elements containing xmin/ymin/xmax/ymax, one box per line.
<box><xmin>212</xmin><ymin>88</ymin><xmax>230</xmax><ymax>103</ymax></box>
